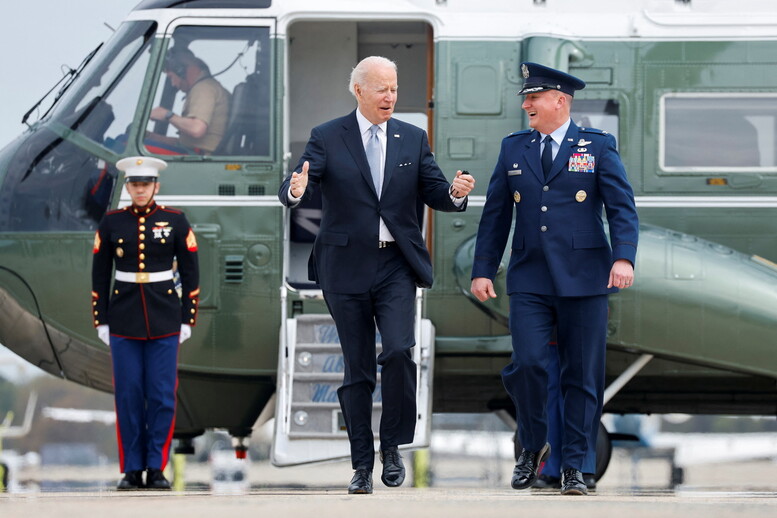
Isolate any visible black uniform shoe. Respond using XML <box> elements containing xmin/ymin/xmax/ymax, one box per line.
<box><xmin>380</xmin><ymin>446</ymin><xmax>405</xmax><ymax>487</ymax></box>
<box><xmin>146</xmin><ymin>468</ymin><xmax>172</xmax><ymax>490</ymax></box>
<box><xmin>348</xmin><ymin>468</ymin><xmax>373</xmax><ymax>494</ymax></box>
<box><xmin>533</xmin><ymin>473</ymin><xmax>562</xmax><ymax>490</ymax></box>
<box><xmin>117</xmin><ymin>470</ymin><xmax>145</xmax><ymax>490</ymax></box>
<box><xmin>511</xmin><ymin>442</ymin><xmax>550</xmax><ymax>490</ymax></box>
<box><xmin>561</xmin><ymin>468</ymin><xmax>588</xmax><ymax>495</ymax></box>
<box><xmin>583</xmin><ymin>473</ymin><xmax>597</xmax><ymax>491</ymax></box>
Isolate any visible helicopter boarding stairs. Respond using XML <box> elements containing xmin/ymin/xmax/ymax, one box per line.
<box><xmin>272</xmin><ymin>288</ymin><xmax>435</xmax><ymax>466</ymax></box>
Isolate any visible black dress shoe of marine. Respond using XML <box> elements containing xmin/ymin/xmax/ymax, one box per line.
<box><xmin>533</xmin><ymin>473</ymin><xmax>562</xmax><ymax>490</ymax></box>
<box><xmin>117</xmin><ymin>470</ymin><xmax>145</xmax><ymax>490</ymax></box>
<box><xmin>583</xmin><ymin>473</ymin><xmax>597</xmax><ymax>491</ymax></box>
<box><xmin>146</xmin><ymin>468</ymin><xmax>172</xmax><ymax>490</ymax></box>
<box><xmin>561</xmin><ymin>468</ymin><xmax>588</xmax><ymax>496</ymax></box>
<box><xmin>348</xmin><ymin>468</ymin><xmax>373</xmax><ymax>494</ymax></box>
<box><xmin>380</xmin><ymin>446</ymin><xmax>405</xmax><ymax>487</ymax></box>
<box><xmin>511</xmin><ymin>442</ymin><xmax>550</xmax><ymax>490</ymax></box>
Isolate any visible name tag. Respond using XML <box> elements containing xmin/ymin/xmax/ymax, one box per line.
<box><xmin>508</xmin><ymin>169</ymin><xmax>522</xmax><ymax>176</ymax></box>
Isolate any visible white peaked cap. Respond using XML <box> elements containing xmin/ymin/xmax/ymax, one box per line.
<box><xmin>116</xmin><ymin>156</ymin><xmax>168</xmax><ymax>181</ymax></box>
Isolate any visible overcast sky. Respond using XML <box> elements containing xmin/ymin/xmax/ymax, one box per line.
<box><xmin>0</xmin><ymin>1</ymin><xmax>140</xmax><ymax>147</ymax></box>
<box><xmin>0</xmin><ymin>1</ymin><xmax>140</xmax><ymax>381</ymax></box>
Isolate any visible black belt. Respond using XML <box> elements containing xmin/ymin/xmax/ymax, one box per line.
<box><xmin>378</xmin><ymin>241</ymin><xmax>396</xmax><ymax>248</ymax></box>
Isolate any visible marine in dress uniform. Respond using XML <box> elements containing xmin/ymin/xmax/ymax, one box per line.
<box><xmin>91</xmin><ymin>156</ymin><xmax>199</xmax><ymax>490</ymax></box>
<box><xmin>471</xmin><ymin>63</ymin><xmax>639</xmax><ymax>495</ymax></box>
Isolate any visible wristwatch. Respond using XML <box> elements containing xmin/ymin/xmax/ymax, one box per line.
<box><xmin>164</xmin><ymin>110</ymin><xmax>174</xmax><ymax>121</ymax></box>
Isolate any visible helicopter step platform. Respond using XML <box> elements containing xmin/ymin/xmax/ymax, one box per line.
<box><xmin>272</xmin><ymin>302</ymin><xmax>434</xmax><ymax>466</ymax></box>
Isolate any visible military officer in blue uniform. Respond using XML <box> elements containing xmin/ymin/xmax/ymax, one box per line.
<box><xmin>471</xmin><ymin>63</ymin><xmax>638</xmax><ymax>495</ymax></box>
<box><xmin>92</xmin><ymin>156</ymin><xmax>199</xmax><ymax>490</ymax></box>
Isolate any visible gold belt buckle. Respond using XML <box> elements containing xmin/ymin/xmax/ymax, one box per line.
<box><xmin>136</xmin><ymin>272</ymin><xmax>150</xmax><ymax>283</ymax></box>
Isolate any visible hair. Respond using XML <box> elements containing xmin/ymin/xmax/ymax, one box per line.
<box><xmin>348</xmin><ymin>56</ymin><xmax>397</xmax><ymax>97</ymax></box>
<box><xmin>164</xmin><ymin>46</ymin><xmax>210</xmax><ymax>77</ymax></box>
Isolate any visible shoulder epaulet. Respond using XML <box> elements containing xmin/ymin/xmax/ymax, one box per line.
<box><xmin>159</xmin><ymin>206</ymin><xmax>183</xmax><ymax>215</ymax></box>
<box><xmin>104</xmin><ymin>207</ymin><xmax>126</xmax><ymax>216</ymax></box>
<box><xmin>578</xmin><ymin>127</ymin><xmax>609</xmax><ymax>136</ymax></box>
<box><xmin>505</xmin><ymin>129</ymin><xmax>532</xmax><ymax>139</ymax></box>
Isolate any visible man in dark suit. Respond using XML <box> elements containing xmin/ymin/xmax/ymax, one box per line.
<box><xmin>470</xmin><ymin>63</ymin><xmax>638</xmax><ymax>495</ymax></box>
<box><xmin>279</xmin><ymin>56</ymin><xmax>475</xmax><ymax>494</ymax></box>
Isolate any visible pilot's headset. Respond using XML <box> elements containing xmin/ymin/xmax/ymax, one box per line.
<box><xmin>164</xmin><ymin>47</ymin><xmax>193</xmax><ymax>78</ymax></box>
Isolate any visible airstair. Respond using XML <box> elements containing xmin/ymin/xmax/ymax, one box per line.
<box><xmin>272</xmin><ymin>288</ymin><xmax>434</xmax><ymax>466</ymax></box>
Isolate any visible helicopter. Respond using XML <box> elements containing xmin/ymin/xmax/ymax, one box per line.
<box><xmin>2</xmin><ymin>0</ymin><xmax>777</xmax><ymax>479</ymax></box>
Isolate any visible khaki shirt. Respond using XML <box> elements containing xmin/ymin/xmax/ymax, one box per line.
<box><xmin>180</xmin><ymin>77</ymin><xmax>231</xmax><ymax>154</ymax></box>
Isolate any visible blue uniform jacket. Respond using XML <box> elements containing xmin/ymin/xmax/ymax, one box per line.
<box><xmin>472</xmin><ymin>121</ymin><xmax>638</xmax><ymax>297</ymax></box>
<box><xmin>279</xmin><ymin>110</ymin><xmax>466</xmax><ymax>293</ymax></box>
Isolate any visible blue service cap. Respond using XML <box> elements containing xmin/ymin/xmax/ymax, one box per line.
<box><xmin>517</xmin><ymin>62</ymin><xmax>586</xmax><ymax>96</ymax></box>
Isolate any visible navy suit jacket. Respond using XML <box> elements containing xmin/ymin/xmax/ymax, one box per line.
<box><xmin>472</xmin><ymin>121</ymin><xmax>638</xmax><ymax>297</ymax></box>
<box><xmin>280</xmin><ymin>111</ymin><xmax>466</xmax><ymax>293</ymax></box>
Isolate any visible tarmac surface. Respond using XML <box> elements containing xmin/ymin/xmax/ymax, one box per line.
<box><xmin>2</xmin><ymin>450</ymin><xmax>776</xmax><ymax>517</ymax></box>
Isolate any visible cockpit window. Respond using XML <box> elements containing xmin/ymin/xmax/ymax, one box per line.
<box><xmin>0</xmin><ymin>21</ymin><xmax>156</xmax><ymax>232</ymax></box>
<box><xmin>49</xmin><ymin>21</ymin><xmax>157</xmax><ymax>154</ymax></box>
<box><xmin>144</xmin><ymin>25</ymin><xmax>272</xmax><ymax>158</ymax></box>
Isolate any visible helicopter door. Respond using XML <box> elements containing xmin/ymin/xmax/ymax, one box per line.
<box><xmin>274</xmin><ymin>19</ymin><xmax>435</xmax><ymax>466</ymax></box>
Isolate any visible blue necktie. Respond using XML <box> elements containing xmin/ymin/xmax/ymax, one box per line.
<box><xmin>366</xmin><ymin>125</ymin><xmax>382</xmax><ymax>197</ymax></box>
<box><xmin>542</xmin><ymin>134</ymin><xmax>554</xmax><ymax>180</ymax></box>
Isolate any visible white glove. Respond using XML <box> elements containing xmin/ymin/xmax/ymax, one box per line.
<box><xmin>97</xmin><ymin>325</ymin><xmax>110</xmax><ymax>346</ymax></box>
<box><xmin>179</xmin><ymin>324</ymin><xmax>192</xmax><ymax>344</ymax></box>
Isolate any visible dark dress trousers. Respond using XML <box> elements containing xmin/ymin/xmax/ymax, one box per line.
<box><xmin>280</xmin><ymin>110</ymin><xmax>466</xmax><ymax>468</ymax></box>
<box><xmin>472</xmin><ymin>121</ymin><xmax>638</xmax><ymax>470</ymax></box>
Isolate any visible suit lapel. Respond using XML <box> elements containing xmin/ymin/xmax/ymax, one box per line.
<box><xmin>341</xmin><ymin>111</ymin><xmax>379</xmax><ymax>199</ymax></box>
<box><xmin>382</xmin><ymin>119</ymin><xmax>403</xmax><ymax>196</ymax></box>
<box><xmin>546</xmin><ymin>122</ymin><xmax>580</xmax><ymax>183</ymax></box>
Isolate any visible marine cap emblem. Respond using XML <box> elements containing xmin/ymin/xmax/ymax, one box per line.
<box><xmin>575</xmin><ymin>190</ymin><xmax>587</xmax><ymax>202</ymax></box>
<box><xmin>514</xmin><ymin>191</ymin><xmax>521</xmax><ymax>203</ymax></box>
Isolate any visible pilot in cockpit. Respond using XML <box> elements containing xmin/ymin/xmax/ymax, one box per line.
<box><xmin>147</xmin><ymin>47</ymin><xmax>231</xmax><ymax>155</ymax></box>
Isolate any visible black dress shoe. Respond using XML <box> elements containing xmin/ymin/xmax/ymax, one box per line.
<box><xmin>533</xmin><ymin>473</ymin><xmax>561</xmax><ymax>490</ymax></box>
<box><xmin>348</xmin><ymin>468</ymin><xmax>373</xmax><ymax>494</ymax></box>
<box><xmin>380</xmin><ymin>446</ymin><xmax>405</xmax><ymax>487</ymax></box>
<box><xmin>146</xmin><ymin>468</ymin><xmax>172</xmax><ymax>490</ymax></box>
<box><xmin>117</xmin><ymin>470</ymin><xmax>145</xmax><ymax>491</ymax></box>
<box><xmin>583</xmin><ymin>473</ymin><xmax>597</xmax><ymax>491</ymax></box>
<box><xmin>511</xmin><ymin>442</ymin><xmax>550</xmax><ymax>490</ymax></box>
<box><xmin>561</xmin><ymin>468</ymin><xmax>588</xmax><ymax>495</ymax></box>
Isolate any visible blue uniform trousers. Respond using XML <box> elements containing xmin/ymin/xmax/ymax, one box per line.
<box><xmin>110</xmin><ymin>334</ymin><xmax>179</xmax><ymax>473</ymax></box>
<box><xmin>323</xmin><ymin>245</ymin><xmax>418</xmax><ymax>470</ymax></box>
<box><xmin>503</xmin><ymin>293</ymin><xmax>607</xmax><ymax>471</ymax></box>
<box><xmin>544</xmin><ymin>342</ymin><xmax>597</xmax><ymax>477</ymax></box>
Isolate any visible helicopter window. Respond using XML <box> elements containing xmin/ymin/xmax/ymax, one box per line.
<box><xmin>571</xmin><ymin>100</ymin><xmax>620</xmax><ymax>147</ymax></box>
<box><xmin>0</xmin><ymin>21</ymin><xmax>156</xmax><ymax>232</ymax></box>
<box><xmin>661</xmin><ymin>94</ymin><xmax>777</xmax><ymax>171</ymax></box>
<box><xmin>48</xmin><ymin>21</ymin><xmax>157</xmax><ymax>154</ymax></box>
<box><xmin>144</xmin><ymin>25</ymin><xmax>272</xmax><ymax>158</ymax></box>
